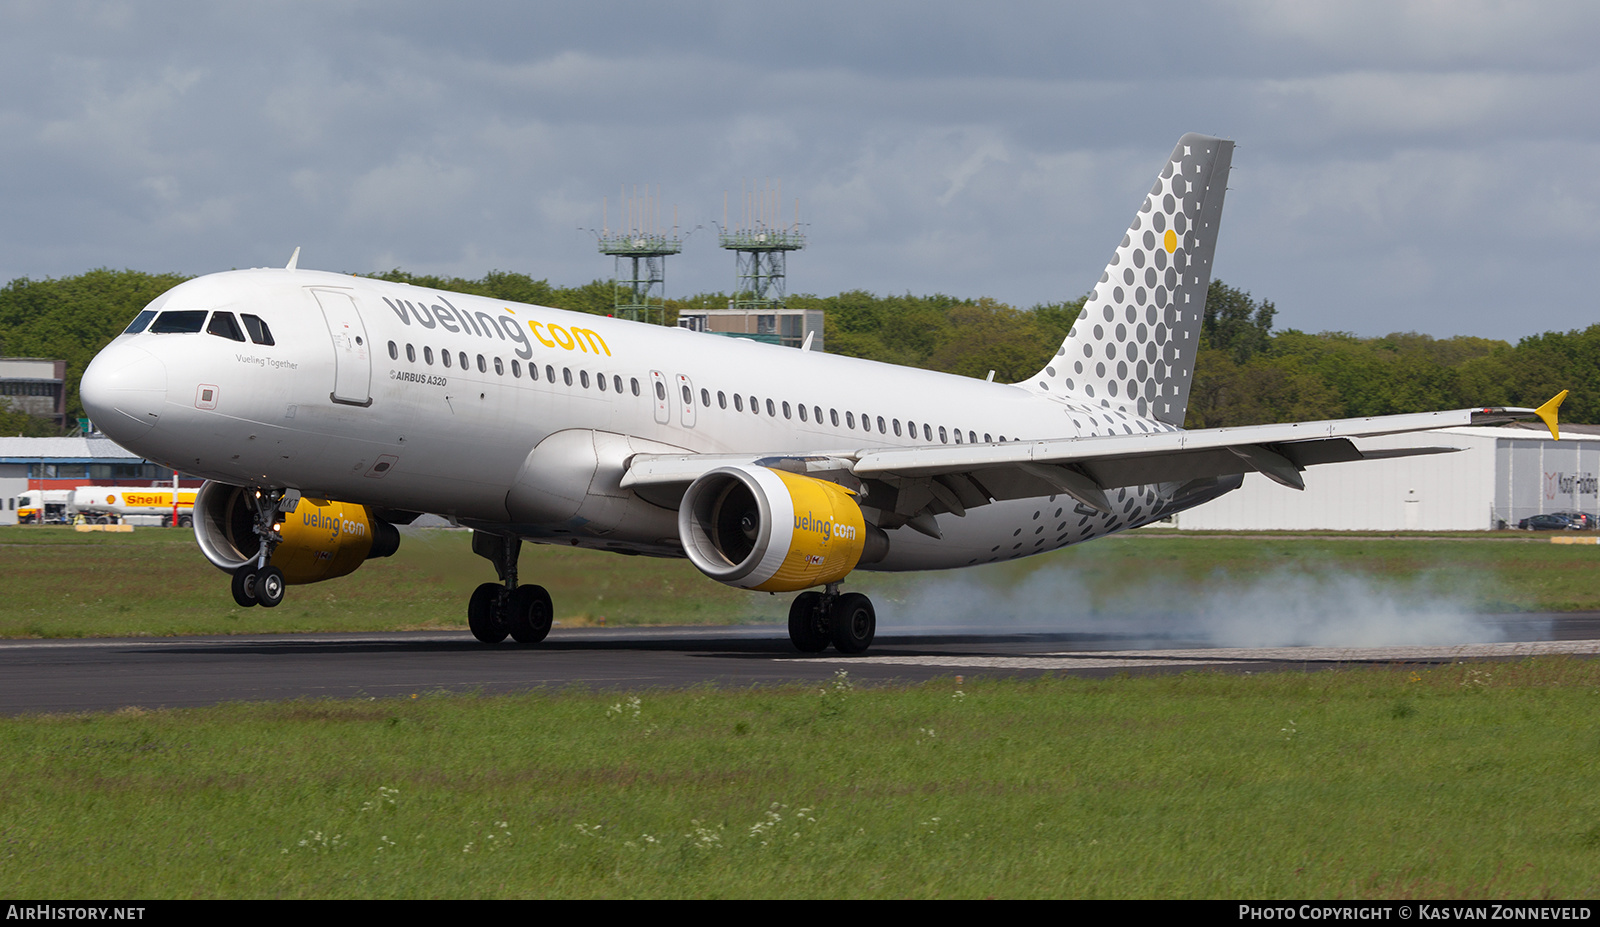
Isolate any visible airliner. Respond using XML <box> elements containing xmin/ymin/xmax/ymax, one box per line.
<box><xmin>78</xmin><ymin>134</ymin><xmax>1564</xmax><ymax>654</ymax></box>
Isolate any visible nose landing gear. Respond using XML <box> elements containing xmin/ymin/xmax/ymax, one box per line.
<box><xmin>228</xmin><ymin>489</ymin><xmax>293</xmax><ymax>608</ymax></box>
<box><xmin>230</xmin><ymin>565</ymin><xmax>259</xmax><ymax>608</ymax></box>
<box><xmin>788</xmin><ymin>585</ymin><xmax>876</xmax><ymax>654</ymax></box>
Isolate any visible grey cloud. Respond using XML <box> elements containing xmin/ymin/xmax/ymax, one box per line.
<box><xmin>0</xmin><ymin>1</ymin><xmax>1595</xmax><ymax>340</ymax></box>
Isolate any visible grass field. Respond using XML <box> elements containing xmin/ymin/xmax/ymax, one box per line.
<box><xmin>5</xmin><ymin>526</ymin><xmax>1599</xmax><ymax>899</ymax></box>
<box><xmin>2</xmin><ymin>661</ymin><xmax>1598</xmax><ymax>898</ymax></box>
<box><xmin>1</xmin><ymin>525</ymin><xmax>1597</xmax><ymax>639</ymax></box>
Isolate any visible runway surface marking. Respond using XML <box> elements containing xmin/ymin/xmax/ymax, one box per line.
<box><xmin>786</xmin><ymin>639</ymin><xmax>1600</xmax><ymax>671</ymax></box>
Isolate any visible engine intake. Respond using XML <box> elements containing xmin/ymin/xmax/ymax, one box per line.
<box><xmin>679</xmin><ymin>465</ymin><xmax>887</xmax><ymax>592</ymax></box>
<box><xmin>193</xmin><ymin>481</ymin><xmax>399</xmax><ymax>585</ymax></box>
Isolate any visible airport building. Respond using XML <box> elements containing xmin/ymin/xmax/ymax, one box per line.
<box><xmin>0</xmin><ymin>435</ymin><xmax>195</xmax><ymax>525</ymax></box>
<box><xmin>1175</xmin><ymin>423</ymin><xmax>1600</xmax><ymax>531</ymax></box>
<box><xmin>675</xmin><ymin>305</ymin><xmax>825</xmax><ymax>350</ymax></box>
<box><xmin>0</xmin><ymin>357</ymin><xmax>68</xmax><ymax>431</ymax></box>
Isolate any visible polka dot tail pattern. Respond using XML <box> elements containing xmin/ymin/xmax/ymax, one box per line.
<box><xmin>1021</xmin><ymin>133</ymin><xmax>1233</xmax><ymax>431</ymax></box>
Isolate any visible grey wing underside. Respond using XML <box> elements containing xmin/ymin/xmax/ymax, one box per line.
<box><xmin>621</xmin><ymin>405</ymin><xmax>1537</xmax><ymax>528</ymax></box>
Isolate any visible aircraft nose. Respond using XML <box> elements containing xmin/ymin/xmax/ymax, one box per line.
<box><xmin>80</xmin><ymin>343</ymin><xmax>167</xmax><ymax>443</ymax></box>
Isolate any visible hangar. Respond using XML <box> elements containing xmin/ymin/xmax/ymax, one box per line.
<box><xmin>1175</xmin><ymin>424</ymin><xmax>1600</xmax><ymax>532</ymax></box>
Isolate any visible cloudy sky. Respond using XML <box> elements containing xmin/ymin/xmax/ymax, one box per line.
<box><xmin>1</xmin><ymin>1</ymin><xmax>1594</xmax><ymax>340</ymax></box>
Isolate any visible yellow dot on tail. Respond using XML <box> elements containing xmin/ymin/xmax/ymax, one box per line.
<box><xmin>1163</xmin><ymin>229</ymin><xmax>1177</xmax><ymax>253</ymax></box>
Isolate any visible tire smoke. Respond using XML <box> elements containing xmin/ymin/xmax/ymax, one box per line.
<box><xmin>872</xmin><ymin>565</ymin><xmax>1520</xmax><ymax>649</ymax></box>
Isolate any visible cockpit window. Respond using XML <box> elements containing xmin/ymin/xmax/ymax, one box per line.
<box><xmin>206</xmin><ymin>311</ymin><xmax>247</xmax><ymax>342</ymax></box>
<box><xmin>148</xmin><ymin>310</ymin><xmax>208</xmax><ymax>334</ymax></box>
<box><xmin>240</xmin><ymin>314</ymin><xmax>275</xmax><ymax>346</ymax></box>
<box><xmin>124</xmin><ymin>310</ymin><xmax>157</xmax><ymax>334</ymax></box>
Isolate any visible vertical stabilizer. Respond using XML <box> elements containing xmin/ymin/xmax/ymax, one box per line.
<box><xmin>1021</xmin><ymin>134</ymin><xmax>1232</xmax><ymax>428</ymax></box>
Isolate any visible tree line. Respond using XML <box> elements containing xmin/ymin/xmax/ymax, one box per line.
<box><xmin>0</xmin><ymin>268</ymin><xmax>1593</xmax><ymax>435</ymax></box>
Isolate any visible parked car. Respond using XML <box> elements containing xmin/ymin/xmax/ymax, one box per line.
<box><xmin>1552</xmin><ymin>511</ymin><xmax>1596</xmax><ymax>530</ymax></box>
<box><xmin>1519</xmin><ymin>513</ymin><xmax>1580</xmax><ymax>530</ymax></box>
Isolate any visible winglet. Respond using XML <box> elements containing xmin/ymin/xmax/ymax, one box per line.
<box><xmin>285</xmin><ymin>246</ymin><xmax>301</xmax><ymax>271</ymax></box>
<box><xmin>1534</xmin><ymin>390</ymin><xmax>1568</xmax><ymax>441</ymax></box>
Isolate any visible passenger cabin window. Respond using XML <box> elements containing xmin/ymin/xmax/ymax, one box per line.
<box><xmin>512</xmin><ymin>359</ymin><xmax>521</xmax><ymax>377</ymax></box>
<box><xmin>149</xmin><ymin>310</ymin><xmax>207</xmax><ymax>334</ymax></box>
<box><xmin>718</xmin><ymin>391</ymin><xmax>727</xmax><ymax>410</ymax></box>
<box><xmin>782</xmin><ymin>401</ymin><xmax>791</xmax><ymax>419</ymax></box>
<box><xmin>494</xmin><ymin>357</ymin><xmax>504</xmax><ymax>376</ymax></box>
<box><xmin>388</xmin><ymin>341</ymin><xmax>399</xmax><ymax>360</ymax></box>
<box><xmin>124</xmin><ymin>310</ymin><xmax>157</xmax><ymax>334</ymax></box>
<box><xmin>734</xmin><ymin>394</ymin><xmax>744</xmax><ymax>412</ymax></box>
<box><xmin>630</xmin><ymin>378</ymin><xmax>640</xmax><ymax>396</ymax></box>
<box><xmin>406</xmin><ymin>344</ymin><xmax>416</xmax><ymax>362</ymax></box>
<box><xmin>939</xmin><ymin>426</ymin><xmax>948</xmax><ymax>443</ymax></box>
<box><xmin>614</xmin><ymin>375</ymin><xmax>624</xmax><ymax>393</ymax></box>
<box><xmin>240</xmin><ymin>314</ymin><xmax>274</xmax><ymax>345</ymax></box>
<box><xmin>459</xmin><ymin>352</ymin><xmax>469</xmax><ymax>370</ymax></box>
<box><xmin>424</xmin><ymin>347</ymin><xmax>435</xmax><ymax>365</ymax></box>
<box><xmin>442</xmin><ymin>350</ymin><xmax>452</xmax><ymax>368</ymax></box>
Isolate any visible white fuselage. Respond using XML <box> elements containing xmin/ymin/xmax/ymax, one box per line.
<box><xmin>83</xmin><ymin>268</ymin><xmax>1207</xmax><ymax>572</ymax></box>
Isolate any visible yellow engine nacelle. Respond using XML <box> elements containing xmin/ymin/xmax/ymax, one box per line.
<box><xmin>193</xmin><ymin>481</ymin><xmax>400</xmax><ymax>584</ymax></box>
<box><xmin>679</xmin><ymin>465</ymin><xmax>888</xmax><ymax>592</ymax></box>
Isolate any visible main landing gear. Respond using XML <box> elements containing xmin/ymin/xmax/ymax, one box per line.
<box><xmin>467</xmin><ymin>531</ymin><xmax>553</xmax><ymax>645</ymax></box>
<box><xmin>229</xmin><ymin>488</ymin><xmax>291</xmax><ymax>609</ymax></box>
<box><xmin>788</xmin><ymin>585</ymin><xmax>876</xmax><ymax>655</ymax></box>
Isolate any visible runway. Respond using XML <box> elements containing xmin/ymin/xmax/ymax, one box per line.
<box><xmin>4</xmin><ymin>611</ymin><xmax>1599</xmax><ymax>715</ymax></box>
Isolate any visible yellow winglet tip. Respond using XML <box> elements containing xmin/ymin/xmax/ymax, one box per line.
<box><xmin>1534</xmin><ymin>390</ymin><xmax>1568</xmax><ymax>441</ymax></box>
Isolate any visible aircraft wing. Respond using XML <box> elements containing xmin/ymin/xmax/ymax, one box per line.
<box><xmin>622</xmin><ymin>402</ymin><xmax>1555</xmax><ymax>523</ymax></box>
<box><xmin>846</xmin><ymin>405</ymin><xmax>1538</xmax><ymax>517</ymax></box>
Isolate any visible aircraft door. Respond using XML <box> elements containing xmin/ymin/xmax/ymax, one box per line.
<box><xmin>649</xmin><ymin>370</ymin><xmax>669</xmax><ymax>425</ymax></box>
<box><xmin>312</xmin><ymin>289</ymin><xmax>373</xmax><ymax>407</ymax></box>
<box><xmin>676</xmin><ymin>374</ymin><xmax>696</xmax><ymax>428</ymax></box>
